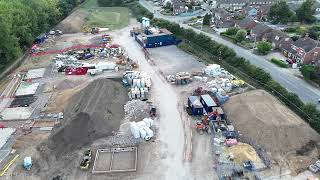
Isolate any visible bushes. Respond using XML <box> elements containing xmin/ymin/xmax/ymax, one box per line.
<box><xmin>257</xmin><ymin>41</ymin><xmax>272</xmax><ymax>55</ymax></box>
<box><xmin>133</xmin><ymin>4</ymin><xmax>320</xmax><ymax>132</ymax></box>
<box><xmin>271</xmin><ymin>58</ymin><xmax>288</xmax><ymax>68</ymax></box>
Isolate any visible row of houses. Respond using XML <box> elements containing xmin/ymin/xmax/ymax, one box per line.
<box><xmin>233</xmin><ymin>17</ymin><xmax>320</xmax><ymax>66</ymax></box>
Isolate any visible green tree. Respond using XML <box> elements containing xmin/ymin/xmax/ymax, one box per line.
<box><xmin>296</xmin><ymin>0</ymin><xmax>316</xmax><ymax>24</ymax></box>
<box><xmin>225</xmin><ymin>27</ymin><xmax>239</xmax><ymax>36</ymax></box>
<box><xmin>165</xmin><ymin>2</ymin><xmax>172</xmax><ymax>10</ymax></box>
<box><xmin>203</xmin><ymin>13</ymin><xmax>212</xmax><ymax>26</ymax></box>
<box><xmin>235</xmin><ymin>30</ymin><xmax>246</xmax><ymax>43</ymax></box>
<box><xmin>268</xmin><ymin>1</ymin><xmax>294</xmax><ymax>24</ymax></box>
<box><xmin>257</xmin><ymin>41</ymin><xmax>272</xmax><ymax>55</ymax></box>
<box><xmin>300</xmin><ymin>64</ymin><xmax>316</xmax><ymax>79</ymax></box>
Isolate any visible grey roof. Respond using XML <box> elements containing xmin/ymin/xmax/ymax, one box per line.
<box><xmin>252</xmin><ymin>23</ymin><xmax>272</xmax><ymax>36</ymax></box>
<box><xmin>189</xmin><ymin>96</ymin><xmax>203</xmax><ymax>108</ymax></box>
<box><xmin>217</xmin><ymin>0</ymin><xmax>248</xmax><ymax>4</ymax></box>
<box><xmin>238</xmin><ymin>16</ymin><xmax>256</xmax><ymax>28</ymax></box>
<box><xmin>293</xmin><ymin>37</ymin><xmax>319</xmax><ymax>52</ymax></box>
<box><xmin>201</xmin><ymin>94</ymin><xmax>217</xmax><ymax>107</ymax></box>
<box><xmin>172</xmin><ymin>0</ymin><xmax>185</xmax><ymax>7</ymax></box>
<box><xmin>264</xmin><ymin>29</ymin><xmax>288</xmax><ymax>42</ymax></box>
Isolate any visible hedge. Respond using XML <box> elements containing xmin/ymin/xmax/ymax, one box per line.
<box><xmin>271</xmin><ymin>58</ymin><xmax>288</xmax><ymax>68</ymax></box>
<box><xmin>132</xmin><ymin>4</ymin><xmax>320</xmax><ymax>132</ymax></box>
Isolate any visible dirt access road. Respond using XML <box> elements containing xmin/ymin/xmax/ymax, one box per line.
<box><xmin>111</xmin><ymin>22</ymin><xmax>192</xmax><ymax>179</ymax></box>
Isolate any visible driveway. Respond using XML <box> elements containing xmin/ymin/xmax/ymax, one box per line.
<box><xmin>140</xmin><ymin>0</ymin><xmax>320</xmax><ymax>109</ymax></box>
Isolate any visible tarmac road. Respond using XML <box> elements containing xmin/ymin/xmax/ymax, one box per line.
<box><xmin>140</xmin><ymin>0</ymin><xmax>320</xmax><ymax>109</ymax></box>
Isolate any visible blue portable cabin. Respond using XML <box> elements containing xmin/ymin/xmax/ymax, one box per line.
<box><xmin>34</xmin><ymin>33</ymin><xmax>48</xmax><ymax>44</ymax></box>
<box><xmin>188</xmin><ymin>96</ymin><xmax>204</xmax><ymax>115</ymax></box>
<box><xmin>200</xmin><ymin>94</ymin><xmax>217</xmax><ymax>113</ymax></box>
<box><xmin>145</xmin><ymin>28</ymin><xmax>176</xmax><ymax>48</ymax></box>
<box><xmin>135</xmin><ymin>28</ymin><xmax>177</xmax><ymax>48</ymax></box>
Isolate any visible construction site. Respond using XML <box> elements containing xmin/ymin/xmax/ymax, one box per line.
<box><xmin>0</xmin><ymin>3</ymin><xmax>320</xmax><ymax>180</ymax></box>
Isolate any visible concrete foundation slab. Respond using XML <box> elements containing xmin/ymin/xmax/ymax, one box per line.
<box><xmin>92</xmin><ymin>147</ymin><xmax>137</xmax><ymax>173</ymax></box>
<box><xmin>15</xmin><ymin>82</ymin><xmax>40</xmax><ymax>96</ymax></box>
<box><xmin>0</xmin><ymin>128</ymin><xmax>15</xmax><ymax>149</ymax></box>
<box><xmin>0</xmin><ymin>107</ymin><xmax>32</xmax><ymax>120</ymax></box>
<box><xmin>24</xmin><ymin>68</ymin><xmax>46</xmax><ymax>80</ymax></box>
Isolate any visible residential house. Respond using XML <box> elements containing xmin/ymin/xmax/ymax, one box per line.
<box><xmin>172</xmin><ymin>0</ymin><xmax>186</xmax><ymax>15</ymax></box>
<box><xmin>282</xmin><ymin>37</ymin><xmax>320</xmax><ymax>65</ymax></box>
<box><xmin>213</xmin><ymin>8</ymin><xmax>236</xmax><ymax>28</ymax></box>
<box><xmin>257</xmin><ymin>5</ymin><xmax>271</xmax><ymax>20</ymax></box>
<box><xmin>216</xmin><ymin>0</ymin><xmax>247</xmax><ymax>11</ymax></box>
<box><xmin>250</xmin><ymin>23</ymin><xmax>272</xmax><ymax>40</ymax></box>
<box><xmin>235</xmin><ymin>16</ymin><xmax>257</xmax><ymax>29</ymax></box>
<box><xmin>279</xmin><ymin>37</ymin><xmax>293</xmax><ymax>52</ymax></box>
<box><xmin>216</xmin><ymin>0</ymin><xmax>279</xmax><ymax>11</ymax></box>
<box><xmin>243</xmin><ymin>6</ymin><xmax>258</xmax><ymax>18</ymax></box>
<box><xmin>262</xmin><ymin>29</ymin><xmax>289</xmax><ymax>49</ymax></box>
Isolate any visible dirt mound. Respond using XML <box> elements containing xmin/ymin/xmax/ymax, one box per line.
<box><xmin>223</xmin><ymin>90</ymin><xmax>320</xmax><ymax>155</ymax></box>
<box><xmin>56</xmin><ymin>79</ymin><xmax>84</xmax><ymax>90</ymax></box>
<box><xmin>47</xmin><ymin>78</ymin><xmax>128</xmax><ymax>155</ymax></box>
<box><xmin>55</xmin><ymin>9</ymin><xmax>87</xmax><ymax>33</ymax></box>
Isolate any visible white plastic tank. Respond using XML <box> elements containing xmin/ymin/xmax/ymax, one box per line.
<box><xmin>130</xmin><ymin>122</ymin><xmax>140</xmax><ymax>138</ymax></box>
<box><xmin>132</xmin><ymin>79</ymin><xmax>137</xmax><ymax>87</ymax></box>
<box><xmin>136</xmin><ymin>121</ymin><xmax>147</xmax><ymax>128</ymax></box>
<box><xmin>212</xmin><ymin>87</ymin><xmax>218</xmax><ymax>93</ymax></box>
<box><xmin>143</xmin><ymin>118</ymin><xmax>154</xmax><ymax>127</ymax></box>
<box><xmin>141</xmin><ymin>78</ymin><xmax>145</xmax><ymax>87</ymax></box>
<box><xmin>140</xmin><ymin>88</ymin><xmax>145</xmax><ymax>99</ymax></box>
<box><xmin>139</xmin><ymin>128</ymin><xmax>147</xmax><ymax>139</ymax></box>
<box><xmin>136</xmin><ymin>79</ymin><xmax>141</xmax><ymax>88</ymax></box>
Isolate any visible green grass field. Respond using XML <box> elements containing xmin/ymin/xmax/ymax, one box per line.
<box><xmin>80</xmin><ymin>0</ymin><xmax>129</xmax><ymax>30</ymax></box>
<box><xmin>85</xmin><ymin>7</ymin><xmax>129</xmax><ymax>30</ymax></box>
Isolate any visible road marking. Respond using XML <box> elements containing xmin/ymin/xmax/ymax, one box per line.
<box><xmin>0</xmin><ymin>154</ymin><xmax>19</xmax><ymax>177</ymax></box>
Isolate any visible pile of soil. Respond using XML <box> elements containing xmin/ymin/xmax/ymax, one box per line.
<box><xmin>47</xmin><ymin>78</ymin><xmax>128</xmax><ymax>155</ymax></box>
<box><xmin>55</xmin><ymin>10</ymin><xmax>87</xmax><ymax>33</ymax></box>
<box><xmin>223</xmin><ymin>90</ymin><xmax>320</xmax><ymax>156</ymax></box>
<box><xmin>56</xmin><ymin>79</ymin><xmax>84</xmax><ymax>91</ymax></box>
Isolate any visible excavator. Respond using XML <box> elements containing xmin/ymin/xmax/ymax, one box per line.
<box><xmin>196</xmin><ymin>109</ymin><xmax>223</xmax><ymax>134</ymax></box>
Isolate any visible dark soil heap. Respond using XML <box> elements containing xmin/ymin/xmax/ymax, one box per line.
<box><xmin>47</xmin><ymin>78</ymin><xmax>128</xmax><ymax>155</ymax></box>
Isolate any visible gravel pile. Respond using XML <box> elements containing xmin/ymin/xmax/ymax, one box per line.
<box><xmin>124</xmin><ymin>99</ymin><xmax>150</xmax><ymax>122</ymax></box>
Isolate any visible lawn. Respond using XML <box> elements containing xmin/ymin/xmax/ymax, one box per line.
<box><xmin>85</xmin><ymin>7</ymin><xmax>129</xmax><ymax>30</ymax></box>
<box><xmin>79</xmin><ymin>0</ymin><xmax>129</xmax><ymax>30</ymax></box>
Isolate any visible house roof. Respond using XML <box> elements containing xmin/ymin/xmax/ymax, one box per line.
<box><xmin>244</xmin><ymin>6</ymin><xmax>257</xmax><ymax>12</ymax></box>
<box><xmin>251</xmin><ymin>23</ymin><xmax>272</xmax><ymax>36</ymax></box>
<box><xmin>189</xmin><ymin>96</ymin><xmax>203</xmax><ymax>108</ymax></box>
<box><xmin>172</xmin><ymin>0</ymin><xmax>185</xmax><ymax>7</ymax></box>
<box><xmin>201</xmin><ymin>94</ymin><xmax>217</xmax><ymax>107</ymax></box>
<box><xmin>263</xmin><ymin>29</ymin><xmax>288</xmax><ymax>43</ymax></box>
<box><xmin>293</xmin><ymin>37</ymin><xmax>320</xmax><ymax>52</ymax></box>
<box><xmin>237</xmin><ymin>16</ymin><xmax>256</xmax><ymax>29</ymax></box>
<box><xmin>217</xmin><ymin>0</ymin><xmax>248</xmax><ymax>5</ymax></box>
<box><xmin>279</xmin><ymin>37</ymin><xmax>294</xmax><ymax>50</ymax></box>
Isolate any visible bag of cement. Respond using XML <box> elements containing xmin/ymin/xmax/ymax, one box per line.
<box><xmin>136</xmin><ymin>121</ymin><xmax>147</xmax><ymax>128</ymax></box>
<box><xmin>143</xmin><ymin>118</ymin><xmax>154</xmax><ymax>127</ymax></box>
<box><xmin>139</xmin><ymin>128</ymin><xmax>147</xmax><ymax>139</ymax></box>
<box><xmin>130</xmin><ymin>122</ymin><xmax>140</xmax><ymax>138</ymax></box>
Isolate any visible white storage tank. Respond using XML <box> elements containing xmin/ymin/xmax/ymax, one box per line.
<box><xmin>143</xmin><ymin>118</ymin><xmax>154</xmax><ymax>127</ymax></box>
<box><xmin>130</xmin><ymin>122</ymin><xmax>140</xmax><ymax>138</ymax></box>
<box><xmin>139</xmin><ymin>128</ymin><xmax>147</xmax><ymax>139</ymax></box>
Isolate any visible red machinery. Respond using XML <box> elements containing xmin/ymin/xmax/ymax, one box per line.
<box><xmin>65</xmin><ymin>67</ymin><xmax>88</xmax><ymax>75</ymax></box>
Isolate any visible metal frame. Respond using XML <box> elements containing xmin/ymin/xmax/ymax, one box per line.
<box><xmin>92</xmin><ymin>147</ymin><xmax>138</xmax><ymax>174</ymax></box>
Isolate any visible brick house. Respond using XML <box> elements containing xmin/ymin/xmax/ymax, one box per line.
<box><xmin>282</xmin><ymin>37</ymin><xmax>320</xmax><ymax>65</ymax></box>
<box><xmin>213</xmin><ymin>8</ymin><xmax>236</xmax><ymax>28</ymax></box>
<box><xmin>235</xmin><ymin>16</ymin><xmax>257</xmax><ymax>29</ymax></box>
<box><xmin>262</xmin><ymin>29</ymin><xmax>289</xmax><ymax>49</ymax></box>
<box><xmin>250</xmin><ymin>23</ymin><xmax>272</xmax><ymax>40</ymax></box>
<box><xmin>172</xmin><ymin>0</ymin><xmax>186</xmax><ymax>15</ymax></box>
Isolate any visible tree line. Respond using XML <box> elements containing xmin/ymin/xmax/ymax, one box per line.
<box><xmin>126</xmin><ymin>2</ymin><xmax>320</xmax><ymax>132</ymax></box>
<box><xmin>0</xmin><ymin>0</ymin><xmax>82</xmax><ymax>72</ymax></box>
<box><xmin>268</xmin><ymin>0</ymin><xmax>316</xmax><ymax>24</ymax></box>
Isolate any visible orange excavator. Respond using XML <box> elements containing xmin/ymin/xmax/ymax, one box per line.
<box><xmin>195</xmin><ymin>116</ymin><xmax>211</xmax><ymax>134</ymax></box>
